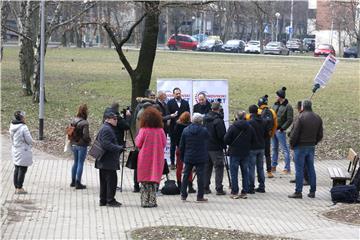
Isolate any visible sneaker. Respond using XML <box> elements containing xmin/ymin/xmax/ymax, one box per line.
<box><xmin>107</xmin><ymin>201</ymin><xmax>122</xmax><ymax>207</ymax></box>
<box><xmin>282</xmin><ymin>170</ymin><xmax>291</xmax><ymax>175</ymax></box>
<box><xmin>196</xmin><ymin>198</ymin><xmax>208</xmax><ymax>202</ymax></box>
<box><xmin>288</xmin><ymin>192</ymin><xmax>302</xmax><ymax>199</ymax></box>
<box><xmin>267</xmin><ymin>172</ymin><xmax>274</xmax><ymax>178</ymax></box>
<box><xmin>204</xmin><ymin>189</ymin><xmax>212</xmax><ymax>194</ymax></box>
<box><xmin>307</xmin><ymin>192</ymin><xmax>315</xmax><ymax>198</ymax></box>
<box><xmin>216</xmin><ymin>190</ymin><xmax>226</xmax><ymax>195</ymax></box>
<box><xmin>271</xmin><ymin>166</ymin><xmax>277</xmax><ymax>172</ymax></box>
<box><xmin>239</xmin><ymin>193</ymin><xmax>247</xmax><ymax>199</ymax></box>
<box><xmin>255</xmin><ymin>188</ymin><xmax>265</xmax><ymax>193</ymax></box>
<box><xmin>16</xmin><ymin>188</ymin><xmax>28</xmax><ymax>194</ymax></box>
<box><xmin>230</xmin><ymin>194</ymin><xmax>240</xmax><ymax>199</ymax></box>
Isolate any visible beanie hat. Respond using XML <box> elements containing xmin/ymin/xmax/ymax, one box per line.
<box><xmin>276</xmin><ymin>87</ymin><xmax>287</xmax><ymax>98</ymax></box>
<box><xmin>257</xmin><ymin>95</ymin><xmax>269</xmax><ymax>107</ymax></box>
<box><xmin>249</xmin><ymin>104</ymin><xmax>258</xmax><ymax>114</ymax></box>
<box><xmin>103</xmin><ymin>107</ymin><xmax>118</xmax><ymax>119</ymax></box>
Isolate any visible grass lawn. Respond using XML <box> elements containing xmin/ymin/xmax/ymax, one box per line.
<box><xmin>1</xmin><ymin>47</ymin><xmax>359</xmax><ymax>159</ymax></box>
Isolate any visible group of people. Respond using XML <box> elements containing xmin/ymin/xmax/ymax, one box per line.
<box><xmin>9</xmin><ymin>85</ymin><xmax>323</xmax><ymax>208</ymax></box>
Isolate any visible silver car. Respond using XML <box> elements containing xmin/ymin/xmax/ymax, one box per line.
<box><xmin>264</xmin><ymin>42</ymin><xmax>290</xmax><ymax>55</ymax></box>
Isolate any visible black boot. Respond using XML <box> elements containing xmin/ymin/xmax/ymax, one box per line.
<box><xmin>188</xmin><ymin>182</ymin><xmax>196</xmax><ymax>194</ymax></box>
<box><xmin>133</xmin><ymin>183</ymin><xmax>140</xmax><ymax>193</ymax></box>
<box><xmin>75</xmin><ymin>181</ymin><xmax>86</xmax><ymax>189</ymax></box>
<box><xmin>70</xmin><ymin>179</ymin><xmax>76</xmax><ymax>187</ymax></box>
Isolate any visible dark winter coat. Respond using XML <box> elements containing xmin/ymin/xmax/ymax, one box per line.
<box><xmin>95</xmin><ymin>122</ymin><xmax>124</xmax><ymax>170</ymax></box>
<box><xmin>173</xmin><ymin>122</ymin><xmax>191</xmax><ymax>147</ymax></box>
<box><xmin>179</xmin><ymin>123</ymin><xmax>209</xmax><ymax>164</ymax></box>
<box><xmin>70</xmin><ymin>117</ymin><xmax>91</xmax><ymax>146</ymax></box>
<box><xmin>193</xmin><ymin>101</ymin><xmax>211</xmax><ymax>115</ymax></box>
<box><xmin>203</xmin><ymin>111</ymin><xmax>226</xmax><ymax>151</ymax></box>
<box><xmin>224</xmin><ymin>120</ymin><xmax>255</xmax><ymax>158</ymax></box>
<box><xmin>289</xmin><ymin>110</ymin><xmax>323</xmax><ymax>148</ymax></box>
<box><xmin>167</xmin><ymin>98</ymin><xmax>190</xmax><ymax>136</ymax></box>
<box><xmin>156</xmin><ymin>99</ymin><xmax>171</xmax><ymax>134</ymax></box>
<box><xmin>272</xmin><ymin>99</ymin><xmax>294</xmax><ymax>131</ymax></box>
<box><xmin>248</xmin><ymin>114</ymin><xmax>267</xmax><ymax>150</ymax></box>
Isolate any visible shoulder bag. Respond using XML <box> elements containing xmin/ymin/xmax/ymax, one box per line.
<box><xmin>88</xmin><ymin>129</ymin><xmax>105</xmax><ymax>160</ymax></box>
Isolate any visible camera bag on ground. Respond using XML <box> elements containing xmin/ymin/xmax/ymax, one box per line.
<box><xmin>161</xmin><ymin>174</ymin><xmax>180</xmax><ymax>195</ymax></box>
<box><xmin>330</xmin><ymin>184</ymin><xmax>359</xmax><ymax>203</ymax></box>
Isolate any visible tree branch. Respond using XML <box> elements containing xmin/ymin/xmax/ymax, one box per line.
<box><xmin>1</xmin><ymin>24</ymin><xmax>33</xmax><ymax>42</ymax></box>
<box><xmin>119</xmin><ymin>13</ymin><xmax>147</xmax><ymax>47</ymax></box>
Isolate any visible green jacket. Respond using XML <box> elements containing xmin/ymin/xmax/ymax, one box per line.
<box><xmin>272</xmin><ymin>99</ymin><xmax>293</xmax><ymax>131</ymax></box>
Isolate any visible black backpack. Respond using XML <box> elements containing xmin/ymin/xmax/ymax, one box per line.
<box><xmin>161</xmin><ymin>180</ymin><xmax>180</xmax><ymax>195</ymax></box>
<box><xmin>261</xmin><ymin>108</ymin><xmax>274</xmax><ymax>133</ymax></box>
<box><xmin>330</xmin><ymin>184</ymin><xmax>359</xmax><ymax>203</ymax></box>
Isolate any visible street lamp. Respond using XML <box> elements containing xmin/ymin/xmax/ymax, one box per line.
<box><xmin>191</xmin><ymin>16</ymin><xmax>196</xmax><ymax>36</ymax></box>
<box><xmin>275</xmin><ymin>12</ymin><xmax>280</xmax><ymax>42</ymax></box>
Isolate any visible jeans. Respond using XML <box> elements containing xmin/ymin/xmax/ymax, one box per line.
<box><xmin>181</xmin><ymin>162</ymin><xmax>205</xmax><ymax>200</ymax></box>
<box><xmin>14</xmin><ymin>165</ymin><xmax>28</xmax><ymax>189</ymax></box>
<box><xmin>271</xmin><ymin>130</ymin><xmax>291</xmax><ymax>171</ymax></box>
<box><xmin>71</xmin><ymin>145</ymin><xmax>88</xmax><ymax>182</ymax></box>
<box><xmin>205</xmin><ymin>151</ymin><xmax>225</xmax><ymax>192</ymax></box>
<box><xmin>248</xmin><ymin>149</ymin><xmax>265</xmax><ymax>191</ymax></box>
<box><xmin>294</xmin><ymin>146</ymin><xmax>316</xmax><ymax>193</ymax></box>
<box><xmin>229</xmin><ymin>155</ymin><xmax>249</xmax><ymax>194</ymax></box>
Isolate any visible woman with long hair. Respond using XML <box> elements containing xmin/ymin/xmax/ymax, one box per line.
<box><xmin>135</xmin><ymin>107</ymin><xmax>167</xmax><ymax>208</ymax></box>
<box><xmin>174</xmin><ymin>111</ymin><xmax>195</xmax><ymax>193</ymax></box>
<box><xmin>70</xmin><ymin>104</ymin><xmax>91</xmax><ymax>189</ymax></box>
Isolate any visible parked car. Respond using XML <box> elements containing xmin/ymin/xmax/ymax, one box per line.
<box><xmin>314</xmin><ymin>44</ymin><xmax>335</xmax><ymax>57</ymax></box>
<box><xmin>192</xmin><ymin>34</ymin><xmax>208</xmax><ymax>43</ymax></box>
<box><xmin>343</xmin><ymin>47</ymin><xmax>358</xmax><ymax>58</ymax></box>
<box><xmin>244</xmin><ymin>40</ymin><xmax>260</xmax><ymax>53</ymax></box>
<box><xmin>221</xmin><ymin>40</ymin><xmax>246</xmax><ymax>53</ymax></box>
<box><xmin>264</xmin><ymin>42</ymin><xmax>289</xmax><ymax>55</ymax></box>
<box><xmin>197</xmin><ymin>39</ymin><xmax>223</xmax><ymax>52</ymax></box>
<box><xmin>167</xmin><ymin>34</ymin><xmax>198</xmax><ymax>50</ymax></box>
<box><xmin>303</xmin><ymin>38</ymin><xmax>315</xmax><ymax>51</ymax></box>
<box><xmin>286</xmin><ymin>39</ymin><xmax>303</xmax><ymax>52</ymax></box>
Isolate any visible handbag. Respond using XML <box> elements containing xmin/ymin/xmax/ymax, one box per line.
<box><xmin>126</xmin><ymin>148</ymin><xmax>138</xmax><ymax>169</ymax></box>
<box><xmin>88</xmin><ymin>131</ymin><xmax>105</xmax><ymax>160</ymax></box>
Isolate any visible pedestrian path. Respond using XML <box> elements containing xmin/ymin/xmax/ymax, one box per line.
<box><xmin>1</xmin><ymin>135</ymin><xmax>359</xmax><ymax>239</ymax></box>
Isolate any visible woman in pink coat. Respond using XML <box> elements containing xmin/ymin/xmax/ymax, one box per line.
<box><xmin>135</xmin><ymin>107</ymin><xmax>167</xmax><ymax>208</ymax></box>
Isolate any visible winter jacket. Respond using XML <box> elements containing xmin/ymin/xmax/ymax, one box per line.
<box><xmin>272</xmin><ymin>99</ymin><xmax>294</xmax><ymax>131</ymax></box>
<box><xmin>9</xmin><ymin>120</ymin><xmax>33</xmax><ymax>167</ymax></box>
<box><xmin>179</xmin><ymin>123</ymin><xmax>209</xmax><ymax>164</ymax></box>
<box><xmin>70</xmin><ymin>117</ymin><xmax>91</xmax><ymax>146</ymax></box>
<box><xmin>248</xmin><ymin>114</ymin><xmax>267</xmax><ymax>150</ymax></box>
<box><xmin>224</xmin><ymin>120</ymin><xmax>255</xmax><ymax>158</ymax></box>
<box><xmin>258</xmin><ymin>105</ymin><xmax>278</xmax><ymax>137</ymax></box>
<box><xmin>203</xmin><ymin>111</ymin><xmax>227</xmax><ymax>151</ymax></box>
<box><xmin>173</xmin><ymin>122</ymin><xmax>191</xmax><ymax>147</ymax></box>
<box><xmin>193</xmin><ymin>101</ymin><xmax>211</xmax><ymax>115</ymax></box>
<box><xmin>289</xmin><ymin>110</ymin><xmax>323</xmax><ymax>148</ymax></box>
<box><xmin>156</xmin><ymin>99</ymin><xmax>171</xmax><ymax>134</ymax></box>
<box><xmin>95</xmin><ymin>122</ymin><xmax>124</xmax><ymax>170</ymax></box>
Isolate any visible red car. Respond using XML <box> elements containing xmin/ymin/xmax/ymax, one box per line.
<box><xmin>314</xmin><ymin>44</ymin><xmax>336</xmax><ymax>57</ymax></box>
<box><xmin>167</xmin><ymin>34</ymin><xmax>198</xmax><ymax>51</ymax></box>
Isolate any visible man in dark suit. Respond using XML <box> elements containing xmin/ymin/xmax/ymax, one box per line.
<box><xmin>193</xmin><ymin>92</ymin><xmax>211</xmax><ymax>115</ymax></box>
<box><xmin>167</xmin><ymin>87</ymin><xmax>190</xmax><ymax>170</ymax></box>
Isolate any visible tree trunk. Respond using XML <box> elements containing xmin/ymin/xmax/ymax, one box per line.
<box><xmin>32</xmin><ymin>35</ymin><xmax>48</xmax><ymax>103</ymax></box>
<box><xmin>131</xmin><ymin>1</ymin><xmax>160</xmax><ymax>110</ymax></box>
<box><xmin>1</xmin><ymin>1</ymin><xmax>10</xmax><ymax>62</ymax></box>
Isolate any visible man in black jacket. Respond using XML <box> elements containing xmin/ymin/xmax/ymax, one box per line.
<box><xmin>224</xmin><ymin>111</ymin><xmax>255</xmax><ymax>199</ymax></box>
<box><xmin>203</xmin><ymin>102</ymin><xmax>227</xmax><ymax>195</ymax></box>
<box><xmin>95</xmin><ymin>109</ymin><xmax>124</xmax><ymax>207</ymax></box>
<box><xmin>248</xmin><ymin>105</ymin><xmax>267</xmax><ymax>193</ymax></box>
<box><xmin>193</xmin><ymin>92</ymin><xmax>211</xmax><ymax>114</ymax></box>
<box><xmin>288</xmin><ymin>100</ymin><xmax>323</xmax><ymax>199</ymax></box>
<box><xmin>167</xmin><ymin>87</ymin><xmax>190</xmax><ymax>170</ymax></box>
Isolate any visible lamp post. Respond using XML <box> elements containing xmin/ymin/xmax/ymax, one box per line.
<box><xmin>275</xmin><ymin>12</ymin><xmax>280</xmax><ymax>42</ymax></box>
<box><xmin>191</xmin><ymin>16</ymin><xmax>195</xmax><ymax>36</ymax></box>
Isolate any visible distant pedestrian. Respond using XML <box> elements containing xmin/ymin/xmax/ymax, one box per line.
<box><xmin>271</xmin><ymin>87</ymin><xmax>293</xmax><ymax>174</ymax></box>
<box><xmin>180</xmin><ymin>113</ymin><xmax>209</xmax><ymax>202</ymax></box>
<box><xmin>203</xmin><ymin>102</ymin><xmax>227</xmax><ymax>195</ymax></box>
<box><xmin>9</xmin><ymin>110</ymin><xmax>33</xmax><ymax>194</ymax></box>
<box><xmin>95</xmin><ymin>108</ymin><xmax>124</xmax><ymax>207</ymax></box>
<box><xmin>70</xmin><ymin>104</ymin><xmax>91</xmax><ymax>189</ymax></box>
<box><xmin>288</xmin><ymin>100</ymin><xmax>323</xmax><ymax>199</ymax></box>
<box><xmin>173</xmin><ymin>111</ymin><xmax>195</xmax><ymax>193</ymax></box>
<box><xmin>135</xmin><ymin>107</ymin><xmax>167</xmax><ymax>208</ymax></box>
<box><xmin>224</xmin><ymin>111</ymin><xmax>255</xmax><ymax>199</ymax></box>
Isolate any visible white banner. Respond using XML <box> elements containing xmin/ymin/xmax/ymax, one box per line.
<box><xmin>314</xmin><ymin>54</ymin><xmax>338</xmax><ymax>88</ymax></box>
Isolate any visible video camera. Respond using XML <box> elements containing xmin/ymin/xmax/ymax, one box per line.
<box><xmin>121</xmin><ymin>106</ymin><xmax>131</xmax><ymax>119</ymax></box>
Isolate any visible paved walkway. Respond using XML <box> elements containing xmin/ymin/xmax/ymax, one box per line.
<box><xmin>1</xmin><ymin>134</ymin><xmax>359</xmax><ymax>239</ymax></box>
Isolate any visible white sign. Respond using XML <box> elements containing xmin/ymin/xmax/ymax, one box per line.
<box><xmin>314</xmin><ymin>54</ymin><xmax>338</xmax><ymax>88</ymax></box>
